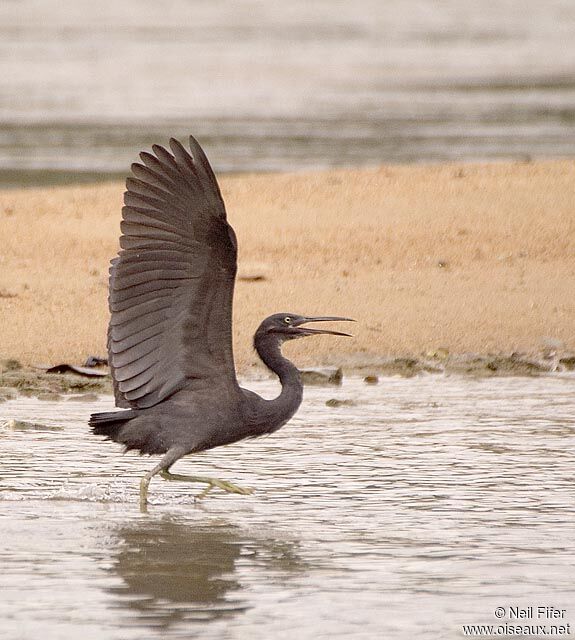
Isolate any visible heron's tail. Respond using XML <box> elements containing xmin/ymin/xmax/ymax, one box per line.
<box><xmin>90</xmin><ymin>410</ymin><xmax>136</xmax><ymax>441</ymax></box>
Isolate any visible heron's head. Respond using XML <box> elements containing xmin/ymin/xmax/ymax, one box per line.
<box><xmin>256</xmin><ymin>313</ymin><xmax>354</xmax><ymax>342</ymax></box>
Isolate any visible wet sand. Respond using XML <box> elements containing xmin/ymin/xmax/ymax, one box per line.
<box><xmin>0</xmin><ymin>159</ymin><xmax>574</xmax><ymax>378</ymax></box>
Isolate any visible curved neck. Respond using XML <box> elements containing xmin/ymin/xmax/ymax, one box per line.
<box><xmin>254</xmin><ymin>332</ymin><xmax>303</xmax><ymax>425</ymax></box>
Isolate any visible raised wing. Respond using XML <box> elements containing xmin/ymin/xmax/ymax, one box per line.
<box><xmin>108</xmin><ymin>136</ymin><xmax>239</xmax><ymax>409</ymax></box>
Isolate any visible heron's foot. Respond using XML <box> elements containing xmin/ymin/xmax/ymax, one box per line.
<box><xmin>160</xmin><ymin>470</ymin><xmax>254</xmax><ymax>500</ymax></box>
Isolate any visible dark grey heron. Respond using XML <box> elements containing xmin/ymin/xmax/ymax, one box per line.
<box><xmin>90</xmin><ymin>136</ymin><xmax>353</xmax><ymax>511</ymax></box>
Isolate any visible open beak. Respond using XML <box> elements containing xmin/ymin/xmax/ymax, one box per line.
<box><xmin>295</xmin><ymin>316</ymin><xmax>355</xmax><ymax>337</ymax></box>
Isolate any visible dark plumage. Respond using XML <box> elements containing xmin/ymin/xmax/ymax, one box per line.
<box><xmin>90</xmin><ymin>136</ymin><xmax>353</xmax><ymax>510</ymax></box>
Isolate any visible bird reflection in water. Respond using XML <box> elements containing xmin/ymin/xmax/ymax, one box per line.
<box><xmin>106</xmin><ymin>518</ymin><xmax>305</xmax><ymax>630</ymax></box>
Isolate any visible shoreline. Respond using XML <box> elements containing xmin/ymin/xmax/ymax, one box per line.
<box><xmin>1</xmin><ymin>159</ymin><xmax>574</xmax><ymax>382</ymax></box>
<box><xmin>1</xmin><ymin>350</ymin><xmax>574</xmax><ymax>402</ymax></box>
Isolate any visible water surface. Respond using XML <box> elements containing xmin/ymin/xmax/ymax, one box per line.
<box><xmin>1</xmin><ymin>375</ymin><xmax>574</xmax><ymax>639</ymax></box>
<box><xmin>1</xmin><ymin>0</ymin><xmax>575</xmax><ymax>186</ymax></box>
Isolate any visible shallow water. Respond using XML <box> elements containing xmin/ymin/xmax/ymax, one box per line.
<box><xmin>1</xmin><ymin>0</ymin><xmax>575</xmax><ymax>185</ymax></box>
<box><xmin>1</xmin><ymin>375</ymin><xmax>574</xmax><ymax>639</ymax></box>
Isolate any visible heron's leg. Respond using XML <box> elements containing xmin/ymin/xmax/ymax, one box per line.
<box><xmin>139</xmin><ymin>447</ymin><xmax>186</xmax><ymax>513</ymax></box>
<box><xmin>160</xmin><ymin>470</ymin><xmax>253</xmax><ymax>500</ymax></box>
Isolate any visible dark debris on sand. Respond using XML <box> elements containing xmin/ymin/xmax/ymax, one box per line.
<box><xmin>0</xmin><ymin>360</ymin><xmax>112</xmax><ymax>401</ymax></box>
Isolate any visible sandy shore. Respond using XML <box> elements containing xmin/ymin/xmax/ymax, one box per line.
<box><xmin>1</xmin><ymin>159</ymin><xmax>574</xmax><ymax>376</ymax></box>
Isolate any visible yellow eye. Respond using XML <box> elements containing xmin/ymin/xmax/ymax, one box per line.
<box><xmin>284</xmin><ymin>316</ymin><xmax>292</xmax><ymax>324</ymax></box>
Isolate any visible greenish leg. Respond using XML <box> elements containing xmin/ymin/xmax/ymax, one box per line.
<box><xmin>139</xmin><ymin>448</ymin><xmax>187</xmax><ymax>513</ymax></box>
<box><xmin>160</xmin><ymin>470</ymin><xmax>254</xmax><ymax>501</ymax></box>
<box><xmin>140</xmin><ymin>476</ymin><xmax>151</xmax><ymax>513</ymax></box>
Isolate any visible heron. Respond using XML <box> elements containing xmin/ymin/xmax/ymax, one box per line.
<box><xmin>90</xmin><ymin>136</ymin><xmax>353</xmax><ymax>511</ymax></box>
